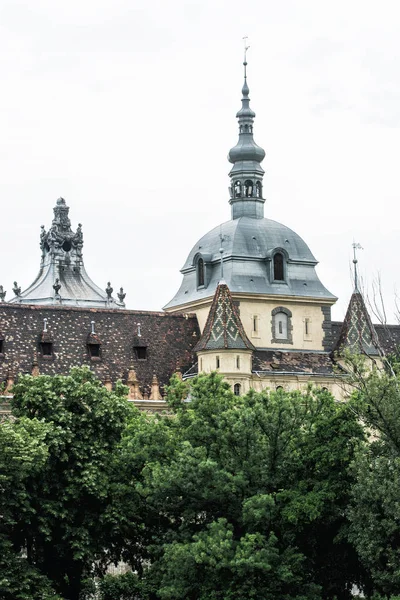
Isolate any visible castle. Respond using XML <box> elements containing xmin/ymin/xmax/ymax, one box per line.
<box><xmin>1</xmin><ymin>59</ymin><xmax>398</xmax><ymax>411</ymax></box>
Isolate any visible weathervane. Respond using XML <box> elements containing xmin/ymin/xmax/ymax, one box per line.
<box><xmin>243</xmin><ymin>36</ymin><xmax>250</xmax><ymax>77</ymax></box>
<box><xmin>352</xmin><ymin>242</ymin><xmax>363</xmax><ymax>292</ymax></box>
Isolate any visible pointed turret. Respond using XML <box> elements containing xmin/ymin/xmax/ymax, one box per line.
<box><xmin>8</xmin><ymin>198</ymin><xmax>126</xmax><ymax>309</ymax></box>
<box><xmin>228</xmin><ymin>51</ymin><xmax>266</xmax><ymax>220</ymax></box>
<box><xmin>194</xmin><ymin>282</ymin><xmax>255</xmax><ymax>352</ymax></box>
<box><xmin>335</xmin><ymin>246</ymin><xmax>381</xmax><ymax>356</ymax></box>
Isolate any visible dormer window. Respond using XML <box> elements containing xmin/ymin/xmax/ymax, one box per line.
<box><xmin>273</xmin><ymin>252</ymin><xmax>284</xmax><ymax>281</ymax></box>
<box><xmin>88</xmin><ymin>343</ymin><xmax>101</xmax><ymax>358</ymax></box>
<box><xmin>135</xmin><ymin>346</ymin><xmax>147</xmax><ymax>360</ymax></box>
<box><xmin>41</xmin><ymin>342</ymin><xmax>53</xmax><ymax>356</ymax></box>
<box><xmin>197</xmin><ymin>258</ymin><xmax>205</xmax><ymax>287</ymax></box>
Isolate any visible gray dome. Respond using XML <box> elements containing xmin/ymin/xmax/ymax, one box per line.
<box><xmin>164</xmin><ymin>217</ymin><xmax>336</xmax><ymax>310</ymax></box>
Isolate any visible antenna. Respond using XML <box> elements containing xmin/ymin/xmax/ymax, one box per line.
<box><xmin>352</xmin><ymin>242</ymin><xmax>363</xmax><ymax>292</ymax></box>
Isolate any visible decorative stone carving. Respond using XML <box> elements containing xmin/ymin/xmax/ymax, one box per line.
<box><xmin>53</xmin><ymin>278</ymin><xmax>61</xmax><ymax>296</ymax></box>
<box><xmin>150</xmin><ymin>374</ymin><xmax>162</xmax><ymax>400</ymax></box>
<box><xmin>32</xmin><ymin>353</ymin><xmax>40</xmax><ymax>377</ymax></box>
<box><xmin>127</xmin><ymin>366</ymin><xmax>143</xmax><ymax>400</ymax></box>
<box><xmin>117</xmin><ymin>287</ymin><xmax>126</xmax><ymax>304</ymax></box>
<box><xmin>12</xmin><ymin>282</ymin><xmax>21</xmax><ymax>297</ymax></box>
<box><xmin>0</xmin><ymin>286</ymin><xmax>6</xmax><ymax>302</ymax></box>
<box><xmin>106</xmin><ymin>282</ymin><xmax>113</xmax><ymax>300</ymax></box>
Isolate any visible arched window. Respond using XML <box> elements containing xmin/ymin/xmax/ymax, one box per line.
<box><xmin>197</xmin><ymin>258</ymin><xmax>204</xmax><ymax>287</ymax></box>
<box><xmin>273</xmin><ymin>253</ymin><xmax>284</xmax><ymax>281</ymax></box>
<box><xmin>244</xmin><ymin>180</ymin><xmax>253</xmax><ymax>197</ymax></box>
<box><xmin>234</xmin><ymin>181</ymin><xmax>242</xmax><ymax>198</ymax></box>
<box><xmin>244</xmin><ymin>124</ymin><xmax>249</xmax><ymax>132</ymax></box>
<box><xmin>255</xmin><ymin>181</ymin><xmax>262</xmax><ymax>198</ymax></box>
<box><xmin>271</xmin><ymin>307</ymin><xmax>293</xmax><ymax>344</ymax></box>
<box><xmin>234</xmin><ymin>383</ymin><xmax>241</xmax><ymax>396</ymax></box>
<box><xmin>276</xmin><ymin>385</ymin><xmax>284</xmax><ymax>392</ymax></box>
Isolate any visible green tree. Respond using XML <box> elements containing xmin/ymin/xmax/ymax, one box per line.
<box><xmin>110</xmin><ymin>373</ymin><xmax>366</xmax><ymax>600</ymax></box>
<box><xmin>347</xmin><ymin>358</ymin><xmax>400</xmax><ymax>597</ymax></box>
<box><xmin>0</xmin><ymin>417</ymin><xmax>61</xmax><ymax>599</ymax></box>
<box><xmin>8</xmin><ymin>367</ymin><xmax>134</xmax><ymax>600</ymax></box>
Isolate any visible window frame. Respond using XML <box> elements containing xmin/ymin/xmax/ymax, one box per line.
<box><xmin>271</xmin><ymin>306</ymin><xmax>293</xmax><ymax>345</ymax></box>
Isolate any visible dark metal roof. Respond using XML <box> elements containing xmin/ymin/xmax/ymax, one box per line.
<box><xmin>165</xmin><ymin>217</ymin><xmax>336</xmax><ymax>310</ymax></box>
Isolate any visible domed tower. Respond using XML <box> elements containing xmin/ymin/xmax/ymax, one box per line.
<box><xmin>165</xmin><ymin>56</ymin><xmax>336</xmax><ymax>356</ymax></box>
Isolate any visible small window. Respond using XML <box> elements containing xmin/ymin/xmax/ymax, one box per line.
<box><xmin>234</xmin><ymin>181</ymin><xmax>242</xmax><ymax>198</ymax></box>
<box><xmin>322</xmin><ymin>387</ymin><xmax>328</xmax><ymax>392</ymax></box>
<box><xmin>0</xmin><ymin>339</ymin><xmax>4</xmax><ymax>354</ymax></box>
<box><xmin>253</xmin><ymin>315</ymin><xmax>258</xmax><ymax>333</ymax></box>
<box><xmin>200</xmin><ymin>358</ymin><xmax>203</xmax><ymax>371</ymax></box>
<box><xmin>135</xmin><ymin>347</ymin><xmax>147</xmax><ymax>360</ymax></box>
<box><xmin>216</xmin><ymin>356</ymin><xmax>220</xmax><ymax>369</ymax></box>
<box><xmin>41</xmin><ymin>342</ymin><xmax>52</xmax><ymax>356</ymax></box>
<box><xmin>197</xmin><ymin>258</ymin><xmax>205</xmax><ymax>287</ymax></box>
<box><xmin>276</xmin><ymin>385</ymin><xmax>284</xmax><ymax>392</ymax></box>
<box><xmin>305</xmin><ymin>318</ymin><xmax>309</xmax><ymax>335</ymax></box>
<box><xmin>273</xmin><ymin>253</ymin><xmax>284</xmax><ymax>281</ymax></box>
<box><xmin>236</xmin><ymin>356</ymin><xmax>240</xmax><ymax>370</ymax></box>
<box><xmin>234</xmin><ymin>383</ymin><xmax>241</xmax><ymax>396</ymax></box>
<box><xmin>255</xmin><ymin>181</ymin><xmax>262</xmax><ymax>198</ymax></box>
<box><xmin>88</xmin><ymin>344</ymin><xmax>100</xmax><ymax>358</ymax></box>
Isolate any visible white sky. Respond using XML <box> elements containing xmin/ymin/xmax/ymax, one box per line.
<box><xmin>1</xmin><ymin>0</ymin><xmax>399</xmax><ymax>323</ymax></box>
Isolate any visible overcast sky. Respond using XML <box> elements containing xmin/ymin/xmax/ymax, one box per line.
<box><xmin>1</xmin><ymin>0</ymin><xmax>399</xmax><ymax>322</ymax></box>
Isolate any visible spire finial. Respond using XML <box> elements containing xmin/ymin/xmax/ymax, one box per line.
<box><xmin>243</xmin><ymin>36</ymin><xmax>250</xmax><ymax>79</ymax></box>
<box><xmin>219</xmin><ymin>232</ymin><xmax>225</xmax><ymax>283</ymax></box>
<box><xmin>352</xmin><ymin>242</ymin><xmax>363</xmax><ymax>292</ymax></box>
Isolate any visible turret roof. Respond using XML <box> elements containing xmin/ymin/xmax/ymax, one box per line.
<box><xmin>334</xmin><ymin>291</ymin><xmax>381</xmax><ymax>356</ymax></box>
<box><xmin>194</xmin><ymin>282</ymin><xmax>255</xmax><ymax>352</ymax></box>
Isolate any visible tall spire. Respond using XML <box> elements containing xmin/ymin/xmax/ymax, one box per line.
<box><xmin>228</xmin><ymin>42</ymin><xmax>266</xmax><ymax>220</ymax></box>
<box><xmin>352</xmin><ymin>242</ymin><xmax>363</xmax><ymax>292</ymax></box>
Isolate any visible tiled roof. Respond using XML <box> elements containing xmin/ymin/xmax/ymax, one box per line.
<box><xmin>333</xmin><ymin>292</ymin><xmax>381</xmax><ymax>356</ymax></box>
<box><xmin>193</xmin><ymin>282</ymin><xmax>255</xmax><ymax>352</ymax></box>
<box><xmin>253</xmin><ymin>350</ymin><xmax>335</xmax><ymax>375</ymax></box>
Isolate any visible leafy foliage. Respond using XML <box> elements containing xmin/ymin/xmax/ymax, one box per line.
<box><xmin>5</xmin><ymin>367</ymin><xmax>134</xmax><ymax>600</ymax></box>
<box><xmin>347</xmin><ymin>357</ymin><xmax>400</xmax><ymax>597</ymax></box>
<box><xmin>113</xmin><ymin>373</ymin><xmax>366</xmax><ymax>600</ymax></box>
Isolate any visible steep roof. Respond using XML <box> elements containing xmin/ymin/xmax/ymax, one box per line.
<box><xmin>334</xmin><ymin>291</ymin><xmax>381</xmax><ymax>356</ymax></box>
<box><xmin>194</xmin><ymin>282</ymin><xmax>255</xmax><ymax>352</ymax></box>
